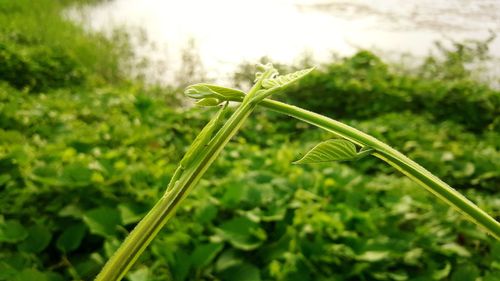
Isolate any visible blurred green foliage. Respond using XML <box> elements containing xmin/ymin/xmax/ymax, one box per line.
<box><xmin>0</xmin><ymin>1</ymin><xmax>499</xmax><ymax>280</ymax></box>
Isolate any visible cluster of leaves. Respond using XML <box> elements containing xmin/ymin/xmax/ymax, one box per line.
<box><xmin>0</xmin><ymin>83</ymin><xmax>195</xmax><ymax>280</ymax></box>
<box><xmin>0</xmin><ymin>32</ymin><xmax>87</xmax><ymax>92</ymax></box>
<box><xmin>0</xmin><ymin>0</ymin><xmax>133</xmax><ymax>92</ymax></box>
<box><xmin>1</xmin><ymin>78</ymin><xmax>499</xmax><ymax>281</ymax></box>
<box><xmin>257</xmin><ymin>48</ymin><xmax>500</xmax><ymax>133</ymax></box>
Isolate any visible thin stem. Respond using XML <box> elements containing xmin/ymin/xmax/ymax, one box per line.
<box><xmin>95</xmin><ymin>69</ymin><xmax>274</xmax><ymax>281</ymax></box>
<box><xmin>226</xmin><ymin>97</ymin><xmax>500</xmax><ymax>240</ymax></box>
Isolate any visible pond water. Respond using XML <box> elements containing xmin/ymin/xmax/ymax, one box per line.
<box><xmin>70</xmin><ymin>0</ymin><xmax>500</xmax><ymax>84</ymax></box>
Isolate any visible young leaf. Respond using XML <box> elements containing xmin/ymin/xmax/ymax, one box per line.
<box><xmin>185</xmin><ymin>84</ymin><xmax>245</xmax><ymax>100</ymax></box>
<box><xmin>254</xmin><ymin>63</ymin><xmax>278</xmax><ymax>83</ymax></box>
<box><xmin>261</xmin><ymin>67</ymin><xmax>315</xmax><ymax>90</ymax></box>
<box><xmin>56</xmin><ymin>223</ymin><xmax>87</xmax><ymax>253</ymax></box>
<box><xmin>195</xmin><ymin>98</ymin><xmax>221</xmax><ymax>107</ymax></box>
<box><xmin>253</xmin><ymin>67</ymin><xmax>315</xmax><ymax>102</ymax></box>
<box><xmin>294</xmin><ymin>139</ymin><xmax>358</xmax><ymax>164</ymax></box>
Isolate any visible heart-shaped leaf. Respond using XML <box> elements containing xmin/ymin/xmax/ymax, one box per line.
<box><xmin>294</xmin><ymin>139</ymin><xmax>358</xmax><ymax>164</ymax></box>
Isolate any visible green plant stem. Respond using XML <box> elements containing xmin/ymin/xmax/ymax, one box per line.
<box><xmin>94</xmin><ymin>70</ymin><xmax>274</xmax><ymax>281</ymax></box>
<box><xmin>226</xmin><ymin>96</ymin><xmax>500</xmax><ymax>240</ymax></box>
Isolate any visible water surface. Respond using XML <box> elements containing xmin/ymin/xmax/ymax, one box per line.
<box><xmin>71</xmin><ymin>0</ymin><xmax>500</xmax><ymax>84</ymax></box>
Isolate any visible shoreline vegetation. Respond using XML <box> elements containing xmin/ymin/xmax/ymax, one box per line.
<box><xmin>0</xmin><ymin>1</ymin><xmax>499</xmax><ymax>280</ymax></box>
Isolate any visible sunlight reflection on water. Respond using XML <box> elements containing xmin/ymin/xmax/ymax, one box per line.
<box><xmin>70</xmin><ymin>0</ymin><xmax>500</xmax><ymax>85</ymax></box>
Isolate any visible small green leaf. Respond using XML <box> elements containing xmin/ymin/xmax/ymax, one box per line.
<box><xmin>440</xmin><ymin>243</ymin><xmax>471</xmax><ymax>257</ymax></box>
<box><xmin>191</xmin><ymin>243</ymin><xmax>224</xmax><ymax>268</ymax></box>
<box><xmin>18</xmin><ymin>224</ymin><xmax>52</xmax><ymax>253</ymax></box>
<box><xmin>0</xmin><ymin>220</ymin><xmax>28</xmax><ymax>243</ymax></box>
<box><xmin>356</xmin><ymin>251</ymin><xmax>390</xmax><ymax>262</ymax></box>
<box><xmin>185</xmin><ymin>84</ymin><xmax>245</xmax><ymax>100</ymax></box>
<box><xmin>15</xmin><ymin>268</ymin><xmax>48</xmax><ymax>281</ymax></box>
<box><xmin>118</xmin><ymin>202</ymin><xmax>148</xmax><ymax>225</ymax></box>
<box><xmin>294</xmin><ymin>139</ymin><xmax>358</xmax><ymax>164</ymax></box>
<box><xmin>450</xmin><ymin>264</ymin><xmax>479</xmax><ymax>281</ymax></box>
<box><xmin>215</xmin><ymin>249</ymin><xmax>242</xmax><ymax>272</ymax></box>
<box><xmin>219</xmin><ymin>263</ymin><xmax>261</xmax><ymax>281</ymax></box>
<box><xmin>104</xmin><ymin>238</ymin><xmax>121</xmax><ymax>258</ymax></box>
<box><xmin>195</xmin><ymin>98</ymin><xmax>221</xmax><ymax>107</ymax></box>
<box><xmin>128</xmin><ymin>267</ymin><xmax>149</xmax><ymax>281</ymax></box>
<box><xmin>56</xmin><ymin>223</ymin><xmax>86</xmax><ymax>253</ymax></box>
<box><xmin>433</xmin><ymin>262</ymin><xmax>451</xmax><ymax>280</ymax></box>
<box><xmin>194</xmin><ymin>203</ymin><xmax>218</xmax><ymax>224</ymax></box>
<box><xmin>83</xmin><ymin>207</ymin><xmax>122</xmax><ymax>237</ymax></box>
<box><xmin>215</xmin><ymin>217</ymin><xmax>266</xmax><ymax>251</ymax></box>
<box><xmin>61</xmin><ymin>163</ymin><xmax>92</xmax><ymax>185</ymax></box>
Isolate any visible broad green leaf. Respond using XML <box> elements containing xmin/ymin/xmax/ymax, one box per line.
<box><xmin>191</xmin><ymin>243</ymin><xmax>224</xmax><ymax>268</ymax></box>
<box><xmin>0</xmin><ymin>261</ymin><xmax>18</xmax><ymax>280</ymax></box>
<box><xmin>215</xmin><ymin>249</ymin><xmax>243</xmax><ymax>272</ymax></box>
<box><xmin>0</xmin><ymin>220</ymin><xmax>28</xmax><ymax>243</ymax></box>
<box><xmin>58</xmin><ymin>204</ymin><xmax>83</xmax><ymax>218</ymax></box>
<box><xmin>56</xmin><ymin>223</ymin><xmax>86</xmax><ymax>253</ymax></box>
<box><xmin>45</xmin><ymin>272</ymin><xmax>64</xmax><ymax>281</ymax></box>
<box><xmin>15</xmin><ymin>269</ymin><xmax>48</xmax><ymax>281</ymax></box>
<box><xmin>18</xmin><ymin>224</ymin><xmax>52</xmax><ymax>253</ymax></box>
<box><xmin>61</xmin><ymin>163</ymin><xmax>92</xmax><ymax>185</ymax></box>
<box><xmin>172</xmin><ymin>250</ymin><xmax>191</xmax><ymax>281</ymax></box>
<box><xmin>215</xmin><ymin>217</ymin><xmax>266</xmax><ymax>251</ymax></box>
<box><xmin>450</xmin><ymin>264</ymin><xmax>479</xmax><ymax>281</ymax></box>
<box><xmin>83</xmin><ymin>207</ymin><xmax>122</xmax><ymax>237</ymax></box>
<box><xmin>194</xmin><ymin>203</ymin><xmax>218</xmax><ymax>224</ymax></box>
<box><xmin>185</xmin><ymin>84</ymin><xmax>245</xmax><ymax>100</ymax></box>
<box><xmin>118</xmin><ymin>202</ymin><xmax>148</xmax><ymax>225</ymax></box>
<box><xmin>294</xmin><ymin>139</ymin><xmax>358</xmax><ymax>164</ymax></box>
<box><xmin>219</xmin><ymin>263</ymin><xmax>261</xmax><ymax>281</ymax></box>
<box><xmin>0</xmin><ymin>174</ymin><xmax>11</xmax><ymax>186</ymax></box>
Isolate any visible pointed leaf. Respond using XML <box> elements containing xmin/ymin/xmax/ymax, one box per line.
<box><xmin>215</xmin><ymin>217</ymin><xmax>266</xmax><ymax>251</ymax></box>
<box><xmin>0</xmin><ymin>220</ymin><xmax>28</xmax><ymax>243</ymax></box>
<box><xmin>294</xmin><ymin>139</ymin><xmax>358</xmax><ymax>164</ymax></box>
<box><xmin>195</xmin><ymin>98</ymin><xmax>221</xmax><ymax>107</ymax></box>
<box><xmin>191</xmin><ymin>243</ymin><xmax>224</xmax><ymax>268</ymax></box>
<box><xmin>83</xmin><ymin>207</ymin><xmax>121</xmax><ymax>237</ymax></box>
<box><xmin>185</xmin><ymin>84</ymin><xmax>245</xmax><ymax>100</ymax></box>
<box><xmin>18</xmin><ymin>225</ymin><xmax>52</xmax><ymax>253</ymax></box>
<box><xmin>219</xmin><ymin>263</ymin><xmax>261</xmax><ymax>281</ymax></box>
<box><xmin>261</xmin><ymin>67</ymin><xmax>315</xmax><ymax>90</ymax></box>
<box><xmin>56</xmin><ymin>223</ymin><xmax>87</xmax><ymax>253</ymax></box>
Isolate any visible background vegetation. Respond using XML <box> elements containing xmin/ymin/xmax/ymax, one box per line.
<box><xmin>0</xmin><ymin>1</ymin><xmax>498</xmax><ymax>280</ymax></box>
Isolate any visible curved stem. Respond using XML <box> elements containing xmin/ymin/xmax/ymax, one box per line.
<box><xmin>226</xmin><ymin>97</ymin><xmax>500</xmax><ymax>240</ymax></box>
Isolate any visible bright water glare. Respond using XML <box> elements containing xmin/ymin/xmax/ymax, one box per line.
<box><xmin>70</xmin><ymin>0</ymin><xmax>500</xmax><ymax>84</ymax></box>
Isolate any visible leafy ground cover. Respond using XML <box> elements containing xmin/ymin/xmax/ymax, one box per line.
<box><xmin>0</xmin><ymin>1</ymin><xmax>499</xmax><ymax>280</ymax></box>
